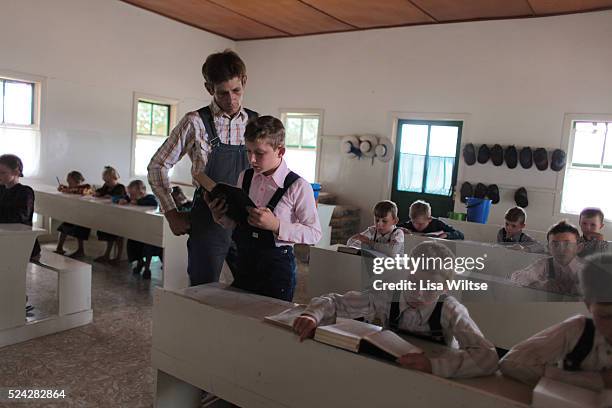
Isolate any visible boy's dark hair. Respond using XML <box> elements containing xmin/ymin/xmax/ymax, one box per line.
<box><xmin>67</xmin><ymin>170</ymin><xmax>85</xmax><ymax>184</ymax></box>
<box><xmin>409</xmin><ymin>200</ymin><xmax>431</xmax><ymax>219</ymax></box>
<box><xmin>102</xmin><ymin>165</ymin><xmax>120</xmax><ymax>180</ymax></box>
<box><xmin>505</xmin><ymin>206</ymin><xmax>526</xmax><ymax>224</ymax></box>
<box><xmin>580</xmin><ymin>253</ymin><xmax>612</xmax><ymax>303</ymax></box>
<box><xmin>128</xmin><ymin>180</ymin><xmax>146</xmax><ymax>191</ymax></box>
<box><xmin>580</xmin><ymin>207</ymin><xmax>605</xmax><ymax>225</ymax></box>
<box><xmin>374</xmin><ymin>200</ymin><xmax>398</xmax><ymax>219</ymax></box>
<box><xmin>202</xmin><ymin>50</ymin><xmax>246</xmax><ymax>85</ymax></box>
<box><xmin>547</xmin><ymin>220</ymin><xmax>580</xmax><ymax>241</ymax></box>
<box><xmin>0</xmin><ymin>154</ymin><xmax>24</xmax><ymax>177</ymax></box>
<box><xmin>245</xmin><ymin>116</ymin><xmax>285</xmax><ymax>149</ymax></box>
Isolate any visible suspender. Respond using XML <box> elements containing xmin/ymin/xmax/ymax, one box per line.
<box><xmin>197</xmin><ymin>106</ymin><xmax>258</xmax><ymax>148</ymax></box>
<box><xmin>547</xmin><ymin>257</ymin><xmax>556</xmax><ymax>279</ymax></box>
<box><xmin>502</xmin><ymin>229</ymin><xmax>525</xmax><ymax>243</ymax></box>
<box><xmin>389</xmin><ymin>292</ymin><xmax>447</xmax><ymax>344</ymax></box>
<box><xmin>373</xmin><ymin>226</ymin><xmax>398</xmax><ymax>242</ymax></box>
<box><xmin>563</xmin><ymin>318</ymin><xmax>595</xmax><ymax>371</ymax></box>
<box><xmin>242</xmin><ymin>168</ymin><xmax>300</xmax><ymax>212</ymax></box>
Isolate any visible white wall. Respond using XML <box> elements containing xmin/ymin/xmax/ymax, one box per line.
<box><xmin>238</xmin><ymin>11</ymin><xmax>612</xmax><ymax>234</ymax></box>
<box><xmin>0</xmin><ymin>0</ymin><xmax>234</xmax><ymax>187</ymax></box>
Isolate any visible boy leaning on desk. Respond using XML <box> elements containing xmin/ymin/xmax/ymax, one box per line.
<box><xmin>292</xmin><ymin>241</ymin><xmax>499</xmax><ymax>379</ymax></box>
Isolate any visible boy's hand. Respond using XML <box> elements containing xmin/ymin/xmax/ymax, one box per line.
<box><xmin>397</xmin><ymin>353</ymin><xmax>432</xmax><ymax>373</ymax></box>
<box><xmin>248</xmin><ymin>207</ymin><xmax>280</xmax><ymax>233</ymax></box>
<box><xmin>208</xmin><ymin>197</ymin><xmax>228</xmax><ymax>224</ymax></box>
<box><xmin>164</xmin><ymin>209</ymin><xmax>190</xmax><ymax>235</ymax></box>
<box><xmin>438</xmin><ymin>233</ymin><xmax>448</xmax><ymax>239</ymax></box>
<box><xmin>586</xmin><ymin>232</ymin><xmax>605</xmax><ymax>241</ymax></box>
<box><xmin>57</xmin><ymin>184</ymin><xmax>67</xmax><ymax>192</ymax></box>
<box><xmin>292</xmin><ymin>315</ymin><xmax>317</xmax><ymax>342</ymax></box>
<box><xmin>355</xmin><ymin>234</ymin><xmax>371</xmax><ymax>244</ymax></box>
<box><xmin>118</xmin><ymin>198</ymin><xmax>129</xmax><ymax>205</ymax></box>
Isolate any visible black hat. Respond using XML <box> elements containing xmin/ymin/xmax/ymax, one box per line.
<box><xmin>515</xmin><ymin>187</ymin><xmax>528</xmax><ymax>208</ymax></box>
<box><xmin>490</xmin><ymin>144</ymin><xmax>503</xmax><ymax>166</ymax></box>
<box><xmin>504</xmin><ymin>145</ymin><xmax>518</xmax><ymax>169</ymax></box>
<box><xmin>459</xmin><ymin>182</ymin><xmax>473</xmax><ymax>204</ymax></box>
<box><xmin>477</xmin><ymin>145</ymin><xmax>490</xmax><ymax>164</ymax></box>
<box><xmin>519</xmin><ymin>147</ymin><xmax>533</xmax><ymax>169</ymax></box>
<box><xmin>534</xmin><ymin>148</ymin><xmax>548</xmax><ymax>171</ymax></box>
<box><xmin>486</xmin><ymin>184</ymin><xmax>500</xmax><ymax>204</ymax></box>
<box><xmin>463</xmin><ymin>143</ymin><xmax>476</xmax><ymax>166</ymax></box>
<box><xmin>474</xmin><ymin>183</ymin><xmax>487</xmax><ymax>199</ymax></box>
<box><xmin>551</xmin><ymin>149</ymin><xmax>566</xmax><ymax>171</ymax></box>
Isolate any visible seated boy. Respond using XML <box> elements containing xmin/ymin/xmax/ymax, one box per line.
<box><xmin>509</xmin><ymin>220</ymin><xmax>583</xmax><ymax>296</ymax></box>
<box><xmin>115</xmin><ymin>180</ymin><xmax>162</xmax><ymax>279</ymax></box>
<box><xmin>347</xmin><ymin>200</ymin><xmax>404</xmax><ymax>256</ymax></box>
<box><xmin>578</xmin><ymin>207</ymin><xmax>609</xmax><ymax>258</ymax></box>
<box><xmin>293</xmin><ymin>241</ymin><xmax>498</xmax><ymax>378</ymax></box>
<box><xmin>496</xmin><ymin>206</ymin><xmax>544</xmax><ymax>253</ymax></box>
<box><xmin>209</xmin><ymin>116</ymin><xmax>321</xmax><ymax>301</ymax></box>
<box><xmin>398</xmin><ymin>200</ymin><xmax>464</xmax><ymax>240</ymax></box>
<box><xmin>500</xmin><ymin>253</ymin><xmax>612</xmax><ymax>390</ymax></box>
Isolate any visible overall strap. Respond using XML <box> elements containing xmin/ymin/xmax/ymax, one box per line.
<box><xmin>197</xmin><ymin>106</ymin><xmax>221</xmax><ymax>149</ymax></box>
<box><xmin>428</xmin><ymin>294</ymin><xmax>447</xmax><ymax>342</ymax></box>
<box><xmin>244</xmin><ymin>108</ymin><xmax>259</xmax><ymax>121</ymax></box>
<box><xmin>547</xmin><ymin>257</ymin><xmax>556</xmax><ymax>279</ymax></box>
<box><xmin>266</xmin><ymin>171</ymin><xmax>300</xmax><ymax>212</ymax></box>
<box><xmin>563</xmin><ymin>318</ymin><xmax>595</xmax><ymax>371</ymax></box>
<box><xmin>241</xmin><ymin>169</ymin><xmax>255</xmax><ymax>194</ymax></box>
<box><xmin>389</xmin><ymin>290</ymin><xmax>401</xmax><ymax>331</ymax></box>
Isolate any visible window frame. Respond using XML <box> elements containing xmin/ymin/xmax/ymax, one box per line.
<box><xmin>279</xmin><ymin>108</ymin><xmax>324</xmax><ymax>182</ymax></box>
<box><xmin>0</xmin><ymin>71</ymin><xmax>42</xmax><ymax>131</ymax></box>
<box><xmin>130</xmin><ymin>92</ymin><xmax>178</xmax><ymax>178</ymax></box>
<box><xmin>556</xmin><ymin>113</ymin><xmax>612</xmax><ymax>221</ymax></box>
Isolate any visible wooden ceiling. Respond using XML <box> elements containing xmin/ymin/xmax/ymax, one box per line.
<box><xmin>122</xmin><ymin>0</ymin><xmax>612</xmax><ymax>41</ymax></box>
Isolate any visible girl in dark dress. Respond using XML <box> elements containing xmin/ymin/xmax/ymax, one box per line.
<box><xmin>116</xmin><ymin>180</ymin><xmax>162</xmax><ymax>279</ymax></box>
<box><xmin>56</xmin><ymin>170</ymin><xmax>92</xmax><ymax>257</ymax></box>
<box><xmin>94</xmin><ymin>166</ymin><xmax>126</xmax><ymax>264</ymax></box>
<box><xmin>0</xmin><ymin>154</ymin><xmax>41</xmax><ymax>261</ymax></box>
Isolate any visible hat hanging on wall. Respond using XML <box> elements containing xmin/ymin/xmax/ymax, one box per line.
<box><xmin>519</xmin><ymin>147</ymin><xmax>533</xmax><ymax>169</ymax></box>
<box><xmin>474</xmin><ymin>183</ymin><xmax>488</xmax><ymax>199</ymax></box>
<box><xmin>358</xmin><ymin>135</ymin><xmax>378</xmax><ymax>158</ymax></box>
<box><xmin>551</xmin><ymin>149</ymin><xmax>567</xmax><ymax>171</ymax></box>
<box><xmin>463</xmin><ymin>143</ymin><xmax>476</xmax><ymax>166</ymax></box>
<box><xmin>504</xmin><ymin>145</ymin><xmax>518</xmax><ymax>169</ymax></box>
<box><xmin>459</xmin><ymin>182</ymin><xmax>473</xmax><ymax>204</ymax></box>
<box><xmin>533</xmin><ymin>148</ymin><xmax>549</xmax><ymax>171</ymax></box>
<box><xmin>486</xmin><ymin>184</ymin><xmax>500</xmax><ymax>204</ymax></box>
<box><xmin>340</xmin><ymin>136</ymin><xmax>361</xmax><ymax>159</ymax></box>
<box><xmin>490</xmin><ymin>144</ymin><xmax>504</xmax><ymax>166</ymax></box>
<box><xmin>477</xmin><ymin>144</ymin><xmax>491</xmax><ymax>164</ymax></box>
<box><xmin>515</xmin><ymin>187</ymin><xmax>528</xmax><ymax>208</ymax></box>
<box><xmin>374</xmin><ymin>136</ymin><xmax>394</xmax><ymax>162</ymax></box>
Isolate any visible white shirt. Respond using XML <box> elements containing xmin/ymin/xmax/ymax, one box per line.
<box><xmin>346</xmin><ymin>226</ymin><xmax>404</xmax><ymax>256</ymax></box>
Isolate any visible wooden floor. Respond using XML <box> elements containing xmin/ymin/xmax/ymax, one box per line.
<box><xmin>0</xmin><ymin>239</ymin><xmax>310</xmax><ymax>407</ymax></box>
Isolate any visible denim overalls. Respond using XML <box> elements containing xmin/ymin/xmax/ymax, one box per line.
<box><xmin>187</xmin><ymin>106</ymin><xmax>257</xmax><ymax>286</ymax></box>
<box><xmin>231</xmin><ymin>168</ymin><xmax>300</xmax><ymax>301</ymax></box>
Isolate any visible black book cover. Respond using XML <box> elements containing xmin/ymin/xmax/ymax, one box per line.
<box><xmin>209</xmin><ymin>183</ymin><xmax>256</xmax><ymax>224</ymax></box>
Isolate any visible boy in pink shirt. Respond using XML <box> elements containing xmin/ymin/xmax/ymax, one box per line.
<box><xmin>209</xmin><ymin>116</ymin><xmax>321</xmax><ymax>300</ymax></box>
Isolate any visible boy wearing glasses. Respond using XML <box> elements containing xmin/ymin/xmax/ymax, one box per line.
<box><xmin>509</xmin><ymin>221</ymin><xmax>584</xmax><ymax>296</ymax></box>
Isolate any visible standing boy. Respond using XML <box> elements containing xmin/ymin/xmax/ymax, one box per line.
<box><xmin>209</xmin><ymin>116</ymin><xmax>321</xmax><ymax>301</ymax></box>
<box><xmin>148</xmin><ymin>50</ymin><xmax>258</xmax><ymax>286</ymax></box>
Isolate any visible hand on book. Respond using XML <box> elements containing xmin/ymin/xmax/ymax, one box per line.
<box><xmin>205</xmin><ymin>193</ymin><xmax>228</xmax><ymax>224</ymax></box>
<box><xmin>248</xmin><ymin>207</ymin><xmax>280</xmax><ymax>233</ymax></box>
<box><xmin>397</xmin><ymin>353</ymin><xmax>432</xmax><ymax>373</ymax></box>
<box><xmin>353</xmin><ymin>234</ymin><xmax>372</xmax><ymax>244</ymax></box>
<box><xmin>292</xmin><ymin>315</ymin><xmax>317</xmax><ymax>342</ymax></box>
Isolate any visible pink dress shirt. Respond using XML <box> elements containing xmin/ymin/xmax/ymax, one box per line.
<box><xmin>234</xmin><ymin>159</ymin><xmax>322</xmax><ymax>247</ymax></box>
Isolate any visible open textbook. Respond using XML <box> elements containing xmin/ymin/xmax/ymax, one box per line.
<box><xmin>264</xmin><ymin>306</ymin><xmax>422</xmax><ymax>362</ymax></box>
<box><xmin>533</xmin><ymin>377</ymin><xmax>612</xmax><ymax>408</ymax></box>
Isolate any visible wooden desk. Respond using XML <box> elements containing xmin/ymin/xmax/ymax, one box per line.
<box><xmin>152</xmin><ymin>284</ymin><xmax>531</xmax><ymax>408</ymax></box>
<box><xmin>27</xmin><ymin>181</ymin><xmax>188</xmax><ymax>289</ymax></box>
<box><xmin>440</xmin><ymin>218</ymin><xmax>548</xmax><ymax>244</ymax></box>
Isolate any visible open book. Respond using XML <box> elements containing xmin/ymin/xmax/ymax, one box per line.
<box><xmin>533</xmin><ymin>377</ymin><xmax>612</xmax><ymax>408</ymax></box>
<box><xmin>193</xmin><ymin>172</ymin><xmax>256</xmax><ymax>224</ymax></box>
<box><xmin>264</xmin><ymin>308</ymin><xmax>422</xmax><ymax>362</ymax></box>
<box><xmin>337</xmin><ymin>246</ymin><xmax>361</xmax><ymax>255</ymax></box>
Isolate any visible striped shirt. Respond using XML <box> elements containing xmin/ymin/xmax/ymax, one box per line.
<box><xmin>346</xmin><ymin>226</ymin><xmax>405</xmax><ymax>256</ymax></box>
<box><xmin>303</xmin><ymin>291</ymin><xmax>499</xmax><ymax>378</ymax></box>
<box><xmin>500</xmin><ymin>315</ymin><xmax>612</xmax><ymax>389</ymax></box>
<box><xmin>147</xmin><ymin>100</ymin><xmax>250</xmax><ymax>213</ymax></box>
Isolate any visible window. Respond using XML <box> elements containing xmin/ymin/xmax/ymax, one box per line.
<box><xmin>560</xmin><ymin>120</ymin><xmax>612</xmax><ymax>219</ymax></box>
<box><xmin>280</xmin><ymin>111</ymin><xmax>322</xmax><ymax>183</ymax></box>
<box><xmin>0</xmin><ymin>74</ymin><xmax>41</xmax><ymax>177</ymax></box>
<box><xmin>395</xmin><ymin>120</ymin><xmax>461</xmax><ymax>196</ymax></box>
<box><xmin>132</xmin><ymin>95</ymin><xmax>176</xmax><ymax>177</ymax></box>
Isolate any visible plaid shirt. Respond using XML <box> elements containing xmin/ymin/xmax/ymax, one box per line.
<box><xmin>147</xmin><ymin>100</ymin><xmax>250</xmax><ymax>213</ymax></box>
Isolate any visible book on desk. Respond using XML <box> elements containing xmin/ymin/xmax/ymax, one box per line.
<box><xmin>265</xmin><ymin>306</ymin><xmax>422</xmax><ymax>362</ymax></box>
<box><xmin>533</xmin><ymin>377</ymin><xmax>612</xmax><ymax>408</ymax></box>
